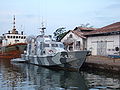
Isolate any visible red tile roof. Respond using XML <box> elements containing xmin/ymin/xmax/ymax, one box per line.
<box><xmin>84</xmin><ymin>22</ymin><xmax>120</xmax><ymax>35</ymax></box>
<box><xmin>74</xmin><ymin>27</ymin><xmax>97</xmax><ymax>31</ymax></box>
<box><xmin>71</xmin><ymin>30</ymin><xmax>86</xmax><ymax>38</ymax></box>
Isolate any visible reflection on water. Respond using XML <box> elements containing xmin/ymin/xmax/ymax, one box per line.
<box><xmin>0</xmin><ymin>59</ymin><xmax>88</xmax><ymax>90</ymax></box>
<box><xmin>0</xmin><ymin>59</ymin><xmax>120</xmax><ymax>90</ymax></box>
<box><xmin>81</xmin><ymin>70</ymin><xmax>120</xmax><ymax>90</ymax></box>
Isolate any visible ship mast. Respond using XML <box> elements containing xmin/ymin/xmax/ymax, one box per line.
<box><xmin>11</xmin><ymin>15</ymin><xmax>17</xmax><ymax>34</ymax></box>
<box><xmin>40</xmin><ymin>22</ymin><xmax>46</xmax><ymax>36</ymax></box>
<box><xmin>39</xmin><ymin>22</ymin><xmax>46</xmax><ymax>55</ymax></box>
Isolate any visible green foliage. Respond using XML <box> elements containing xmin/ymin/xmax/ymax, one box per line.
<box><xmin>53</xmin><ymin>27</ymin><xmax>66</xmax><ymax>41</ymax></box>
<box><xmin>79</xmin><ymin>23</ymin><xmax>93</xmax><ymax>28</ymax></box>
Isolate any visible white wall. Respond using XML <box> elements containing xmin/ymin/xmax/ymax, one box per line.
<box><xmin>2</xmin><ymin>34</ymin><xmax>26</xmax><ymax>46</ymax></box>
<box><xmin>87</xmin><ymin>35</ymin><xmax>120</xmax><ymax>55</ymax></box>
<box><xmin>61</xmin><ymin>32</ymin><xmax>83</xmax><ymax>42</ymax></box>
<box><xmin>61</xmin><ymin>31</ymin><xmax>84</xmax><ymax>51</ymax></box>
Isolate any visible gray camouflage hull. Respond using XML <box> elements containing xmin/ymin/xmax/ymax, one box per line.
<box><xmin>22</xmin><ymin>51</ymin><xmax>88</xmax><ymax>70</ymax></box>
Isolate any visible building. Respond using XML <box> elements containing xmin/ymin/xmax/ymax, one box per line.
<box><xmin>60</xmin><ymin>27</ymin><xmax>96</xmax><ymax>51</ymax></box>
<box><xmin>85</xmin><ymin>22</ymin><xmax>120</xmax><ymax>56</ymax></box>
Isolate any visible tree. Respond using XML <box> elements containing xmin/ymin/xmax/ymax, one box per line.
<box><xmin>79</xmin><ymin>23</ymin><xmax>93</xmax><ymax>28</ymax></box>
<box><xmin>53</xmin><ymin>27</ymin><xmax>66</xmax><ymax>41</ymax></box>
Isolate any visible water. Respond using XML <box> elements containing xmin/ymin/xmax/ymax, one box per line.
<box><xmin>0</xmin><ymin>59</ymin><xmax>120</xmax><ymax>90</ymax></box>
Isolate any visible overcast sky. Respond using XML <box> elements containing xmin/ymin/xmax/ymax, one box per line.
<box><xmin>0</xmin><ymin>0</ymin><xmax>120</xmax><ymax>36</ymax></box>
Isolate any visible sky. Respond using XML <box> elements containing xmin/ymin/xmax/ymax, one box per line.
<box><xmin>0</xmin><ymin>0</ymin><xmax>120</xmax><ymax>36</ymax></box>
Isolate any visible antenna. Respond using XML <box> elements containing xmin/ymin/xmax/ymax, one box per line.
<box><xmin>40</xmin><ymin>21</ymin><xmax>46</xmax><ymax>35</ymax></box>
<box><xmin>13</xmin><ymin>15</ymin><xmax>16</xmax><ymax>30</ymax></box>
<box><xmin>12</xmin><ymin>15</ymin><xmax>16</xmax><ymax>34</ymax></box>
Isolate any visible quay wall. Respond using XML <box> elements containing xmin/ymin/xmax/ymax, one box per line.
<box><xmin>81</xmin><ymin>55</ymin><xmax>120</xmax><ymax>73</ymax></box>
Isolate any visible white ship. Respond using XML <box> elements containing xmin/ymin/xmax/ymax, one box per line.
<box><xmin>0</xmin><ymin>16</ymin><xmax>27</xmax><ymax>59</ymax></box>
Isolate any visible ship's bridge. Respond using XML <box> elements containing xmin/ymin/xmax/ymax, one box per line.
<box><xmin>2</xmin><ymin>33</ymin><xmax>27</xmax><ymax>46</ymax></box>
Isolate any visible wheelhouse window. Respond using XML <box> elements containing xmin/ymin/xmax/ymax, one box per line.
<box><xmin>59</xmin><ymin>44</ymin><xmax>64</xmax><ymax>48</ymax></box>
<box><xmin>44</xmin><ymin>44</ymin><xmax>49</xmax><ymax>47</ymax></box>
<box><xmin>16</xmin><ymin>36</ymin><xmax>18</xmax><ymax>38</ymax></box>
<box><xmin>51</xmin><ymin>44</ymin><xmax>58</xmax><ymax>47</ymax></box>
<box><xmin>7</xmin><ymin>36</ymin><xmax>10</xmax><ymax>38</ymax></box>
<box><xmin>13</xmin><ymin>36</ymin><xmax>15</xmax><ymax>38</ymax></box>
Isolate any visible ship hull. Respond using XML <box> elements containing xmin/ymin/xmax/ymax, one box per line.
<box><xmin>0</xmin><ymin>43</ymin><xmax>27</xmax><ymax>59</ymax></box>
<box><xmin>22</xmin><ymin>51</ymin><xmax>88</xmax><ymax>71</ymax></box>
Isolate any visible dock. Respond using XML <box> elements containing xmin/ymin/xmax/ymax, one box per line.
<box><xmin>81</xmin><ymin>55</ymin><xmax>120</xmax><ymax>73</ymax></box>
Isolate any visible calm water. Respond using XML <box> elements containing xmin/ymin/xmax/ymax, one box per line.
<box><xmin>0</xmin><ymin>59</ymin><xmax>120</xmax><ymax>90</ymax></box>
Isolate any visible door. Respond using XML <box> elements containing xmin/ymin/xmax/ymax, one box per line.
<box><xmin>97</xmin><ymin>41</ymin><xmax>107</xmax><ymax>56</ymax></box>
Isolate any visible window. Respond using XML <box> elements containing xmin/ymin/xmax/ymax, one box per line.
<box><xmin>15</xmin><ymin>40</ymin><xmax>19</xmax><ymax>42</ymax></box>
<box><xmin>44</xmin><ymin>44</ymin><xmax>49</xmax><ymax>47</ymax></box>
<box><xmin>115</xmin><ymin>47</ymin><xmax>119</xmax><ymax>51</ymax></box>
<box><xmin>76</xmin><ymin>41</ymin><xmax>80</xmax><ymax>46</ymax></box>
<box><xmin>7</xmin><ymin>36</ymin><xmax>10</xmax><ymax>38</ymax></box>
<box><xmin>108</xmin><ymin>49</ymin><xmax>111</xmax><ymax>51</ymax></box>
<box><xmin>51</xmin><ymin>44</ymin><xmax>58</xmax><ymax>47</ymax></box>
<box><xmin>4</xmin><ymin>36</ymin><xmax>6</xmax><ymax>39</ymax></box>
<box><xmin>0</xmin><ymin>40</ymin><xmax>2</xmax><ymax>43</ymax></box>
<box><xmin>69</xmin><ymin>34</ymin><xmax>72</xmax><ymax>38</ymax></box>
<box><xmin>16</xmin><ymin>36</ymin><xmax>18</xmax><ymax>38</ymax></box>
<box><xmin>76</xmin><ymin>41</ymin><xmax>80</xmax><ymax>50</ymax></box>
<box><xmin>59</xmin><ymin>44</ymin><xmax>64</xmax><ymax>48</ymax></box>
<box><xmin>112</xmin><ymin>49</ymin><xmax>114</xmax><ymax>51</ymax></box>
<box><xmin>13</xmin><ymin>36</ymin><xmax>15</xmax><ymax>38</ymax></box>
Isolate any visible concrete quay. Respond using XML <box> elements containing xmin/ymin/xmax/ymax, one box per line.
<box><xmin>81</xmin><ymin>55</ymin><xmax>120</xmax><ymax>73</ymax></box>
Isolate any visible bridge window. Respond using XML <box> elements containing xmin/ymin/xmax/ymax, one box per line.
<box><xmin>44</xmin><ymin>44</ymin><xmax>49</xmax><ymax>47</ymax></box>
<box><xmin>13</xmin><ymin>36</ymin><xmax>15</xmax><ymax>38</ymax></box>
<box><xmin>16</xmin><ymin>36</ymin><xmax>18</xmax><ymax>38</ymax></box>
<box><xmin>7</xmin><ymin>36</ymin><xmax>10</xmax><ymax>38</ymax></box>
<box><xmin>51</xmin><ymin>44</ymin><xmax>58</xmax><ymax>47</ymax></box>
<box><xmin>59</xmin><ymin>44</ymin><xmax>64</xmax><ymax>48</ymax></box>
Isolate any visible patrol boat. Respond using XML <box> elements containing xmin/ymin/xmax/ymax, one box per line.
<box><xmin>20</xmin><ymin>25</ymin><xmax>89</xmax><ymax>71</ymax></box>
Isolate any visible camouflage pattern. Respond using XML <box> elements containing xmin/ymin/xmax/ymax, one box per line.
<box><xmin>22</xmin><ymin>50</ymin><xmax>88</xmax><ymax>71</ymax></box>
